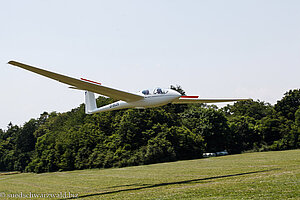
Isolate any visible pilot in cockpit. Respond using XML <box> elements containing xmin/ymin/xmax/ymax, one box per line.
<box><xmin>156</xmin><ymin>88</ymin><xmax>163</xmax><ymax>94</ymax></box>
<box><xmin>142</xmin><ymin>90</ymin><xmax>150</xmax><ymax>95</ymax></box>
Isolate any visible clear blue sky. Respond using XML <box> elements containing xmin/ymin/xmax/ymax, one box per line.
<box><xmin>1</xmin><ymin>0</ymin><xmax>299</xmax><ymax>129</ymax></box>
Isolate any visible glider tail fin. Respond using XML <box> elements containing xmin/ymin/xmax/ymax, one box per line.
<box><xmin>85</xmin><ymin>91</ymin><xmax>97</xmax><ymax>114</ymax></box>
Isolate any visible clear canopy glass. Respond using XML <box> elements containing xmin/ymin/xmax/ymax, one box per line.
<box><xmin>141</xmin><ymin>88</ymin><xmax>168</xmax><ymax>95</ymax></box>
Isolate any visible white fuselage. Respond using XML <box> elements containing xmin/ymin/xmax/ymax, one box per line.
<box><xmin>89</xmin><ymin>88</ymin><xmax>181</xmax><ymax>114</ymax></box>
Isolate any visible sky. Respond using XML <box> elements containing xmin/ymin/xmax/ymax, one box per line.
<box><xmin>0</xmin><ymin>0</ymin><xmax>299</xmax><ymax>130</ymax></box>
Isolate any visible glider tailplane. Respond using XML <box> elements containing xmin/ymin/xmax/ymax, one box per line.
<box><xmin>85</xmin><ymin>91</ymin><xmax>97</xmax><ymax>114</ymax></box>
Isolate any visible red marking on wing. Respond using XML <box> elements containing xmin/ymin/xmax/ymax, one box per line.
<box><xmin>180</xmin><ymin>96</ymin><xmax>199</xmax><ymax>98</ymax></box>
<box><xmin>80</xmin><ymin>78</ymin><xmax>102</xmax><ymax>85</ymax></box>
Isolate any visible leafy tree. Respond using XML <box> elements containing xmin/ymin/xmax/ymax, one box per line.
<box><xmin>170</xmin><ymin>85</ymin><xmax>186</xmax><ymax>95</ymax></box>
<box><xmin>0</xmin><ymin>129</ymin><xmax>4</xmax><ymax>140</ymax></box>
<box><xmin>227</xmin><ymin>116</ymin><xmax>259</xmax><ymax>153</ymax></box>
<box><xmin>182</xmin><ymin>105</ymin><xmax>229</xmax><ymax>152</ymax></box>
<box><xmin>144</xmin><ymin>133</ymin><xmax>176</xmax><ymax>164</ymax></box>
<box><xmin>0</xmin><ymin>123</ymin><xmax>20</xmax><ymax>171</ymax></box>
<box><xmin>294</xmin><ymin>107</ymin><xmax>300</xmax><ymax>148</ymax></box>
<box><xmin>223</xmin><ymin>99</ymin><xmax>273</xmax><ymax>120</ymax></box>
<box><xmin>275</xmin><ymin>89</ymin><xmax>300</xmax><ymax>121</ymax></box>
<box><xmin>296</xmin><ymin>107</ymin><xmax>300</xmax><ymax>126</ymax></box>
<box><xmin>256</xmin><ymin>116</ymin><xmax>282</xmax><ymax>145</ymax></box>
<box><xmin>16</xmin><ymin>119</ymin><xmax>37</xmax><ymax>153</ymax></box>
<box><xmin>167</xmin><ymin>125</ymin><xmax>204</xmax><ymax>159</ymax></box>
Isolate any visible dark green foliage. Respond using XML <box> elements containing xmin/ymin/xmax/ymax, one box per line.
<box><xmin>294</xmin><ymin>107</ymin><xmax>300</xmax><ymax>149</ymax></box>
<box><xmin>182</xmin><ymin>105</ymin><xmax>229</xmax><ymax>152</ymax></box>
<box><xmin>223</xmin><ymin>99</ymin><xmax>273</xmax><ymax>120</ymax></box>
<box><xmin>0</xmin><ymin>119</ymin><xmax>39</xmax><ymax>171</ymax></box>
<box><xmin>227</xmin><ymin>116</ymin><xmax>259</xmax><ymax>153</ymax></box>
<box><xmin>0</xmin><ymin>88</ymin><xmax>299</xmax><ymax>173</ymax></box>
<box><xmin>275</xmin><ymin>89</ymin><xmax>300</xmax><ymax>121</ymax></box>
<box><xmin>225</xmin><ymin>91</ymin><xmax>300</xmax><ymax>153</ymax></box>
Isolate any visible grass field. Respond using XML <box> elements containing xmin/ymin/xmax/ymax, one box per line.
<box><xmin>0</xmin><ymin>150</ymin><xmax>299</xmax><ymax>199</ymax></box>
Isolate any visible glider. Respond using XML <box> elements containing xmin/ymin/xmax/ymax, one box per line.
<box><xmin>8</xmin><ymin>61</ymin><xmax>250</xmax><ymax>114</ymax></box>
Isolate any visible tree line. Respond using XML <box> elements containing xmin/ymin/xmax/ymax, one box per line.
<box><xmin>0</xmin><ymin>87</ymin><xmax>299</xmax><ymax>173</ymax></box>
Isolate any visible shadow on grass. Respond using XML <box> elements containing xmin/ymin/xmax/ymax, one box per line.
<box><xmin>62</xmin><ymin>168</ymin><xmax>279</xmax><ymax>199</ymax></box>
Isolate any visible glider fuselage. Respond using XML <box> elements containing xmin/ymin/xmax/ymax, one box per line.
<box><xmin>89</xmin><ymin>88</ymin><xmax>181</xmax><ymax>114</ymax></box>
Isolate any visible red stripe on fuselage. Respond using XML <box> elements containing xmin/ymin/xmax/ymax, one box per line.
<box><xmin>80</xmin><ymin>78</ymin><xmax>102</xmax><ymax>85</ymax></box>
<box><xmin>180</xmin><ymin>96</ymin><xmax>199</xmax><ymax>98</ymax></box>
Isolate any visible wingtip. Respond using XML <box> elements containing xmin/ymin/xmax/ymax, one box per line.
<box><xmin>8</xmin><ymin>60</ymin><xmax>16</xmax><ymax>65</ymax></box>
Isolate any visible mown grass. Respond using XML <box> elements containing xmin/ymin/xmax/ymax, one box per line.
<box><xmin>0</xmin><ymin>149</ymin><xmax>299</xmax><ymax>199</ymax></box>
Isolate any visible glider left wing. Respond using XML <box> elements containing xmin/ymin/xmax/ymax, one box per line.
<box><xmin>173</xmin><ymin>96</ymin><xmax>250</xmax><ymax>104</ymax></box>
<box><xmin>8</xmin><ymin>61</ymin><xmax>144</xmax><ymax>102</ymax></box>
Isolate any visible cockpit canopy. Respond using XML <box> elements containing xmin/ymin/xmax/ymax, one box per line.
<box><xmin>153</xmin><ymin>87</ymin><xmax>166</xmax><ymax>94</ymax></box>
<box><xmin>142</xmin><ymin>89</ymin><xmax>150</xmax><ymax>95</ymax></box>
<box><xmin>141</xmin><ymin>88</ymin><xmax>168</xmax><ymax>95</ymax></box>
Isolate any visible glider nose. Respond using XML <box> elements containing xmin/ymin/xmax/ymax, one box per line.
<box><xmin>170</xmin><ymin>89</ymin><xmax>181</xmax><ymax>97</ymax></box>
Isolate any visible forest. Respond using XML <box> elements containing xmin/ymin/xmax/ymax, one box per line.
<box><xmin>0</xmin><ymin>87</ymin><xmax>299</xmax><ymax>173</ymax></box>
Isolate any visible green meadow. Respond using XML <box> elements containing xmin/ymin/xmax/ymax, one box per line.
<box><xmin>0</xmin><ymin>149</ymin><xmax>299</xmax><ymax>199</ymax></box>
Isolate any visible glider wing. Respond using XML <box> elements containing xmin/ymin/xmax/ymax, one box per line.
<box><xmin>173</xmin><ymin>96</ymin><xmax>250</xmax><ymax>104</ymax></box>
<box><xmin>8</xmin><ymin>61</ymin><xmax>144</xmax><ymax>102</ymax></box>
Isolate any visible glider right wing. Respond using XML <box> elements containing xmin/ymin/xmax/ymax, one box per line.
<box><xmin>173</xmin><ymin>96</ymin><xmax>251</xmax><ymax>104</ymax></box>
<box><xmin>8</xmin><ymin>61</ymin><xmax>144</xmax><ymax>102</ymax></box>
